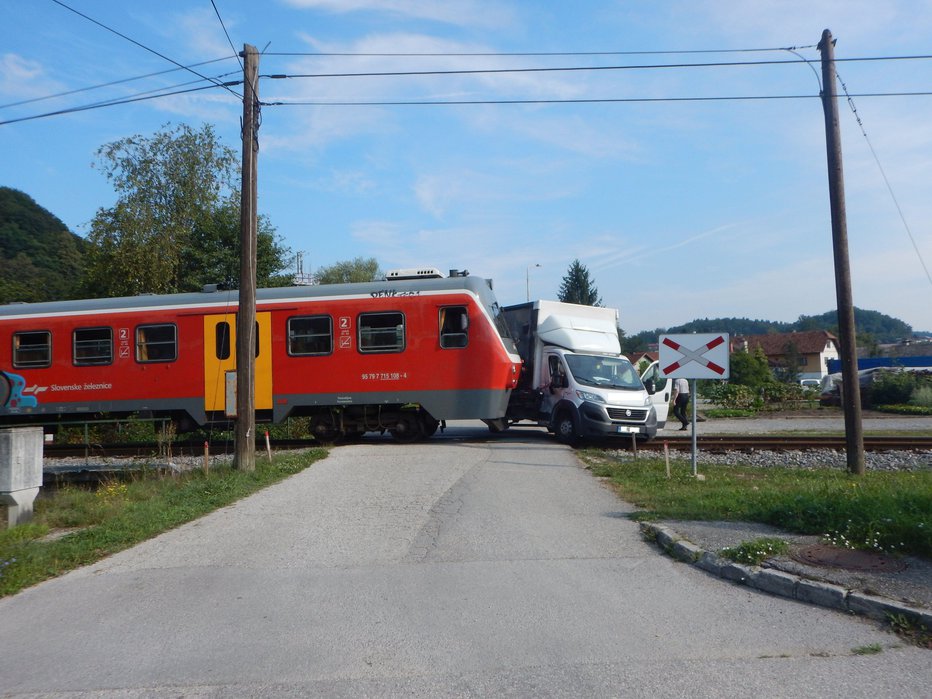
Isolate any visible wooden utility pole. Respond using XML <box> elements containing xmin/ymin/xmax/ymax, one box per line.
<box><xmin>818</xmin><ymin>29</ymin><xmax>865</xmax><ymax>475</ymax></box>
<box><xmin>234</xmin><ymin>44</ymin><xmax>259</xmax><ymax>471</ymax></box>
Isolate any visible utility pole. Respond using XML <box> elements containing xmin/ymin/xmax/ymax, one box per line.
<box><xmin>818</xmin><ymin>29</ymin><xmax>865</xmax><ymax>475</ymax></box>
<box><xmin>234</xmin><ymin>44</ymin><xmax>259</xmax><ymax>472</ymax></box>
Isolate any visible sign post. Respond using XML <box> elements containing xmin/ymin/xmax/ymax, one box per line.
<box><xmin>659</xmin><ymin>334</ymin><xmax>730</xmax><ymax>477</ymax></box>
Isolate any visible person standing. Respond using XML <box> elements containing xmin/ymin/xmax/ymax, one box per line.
<box><xmin>671</xmin><ymin>377</ymin><xmax>690</xmax><ymax>430</ymax></box>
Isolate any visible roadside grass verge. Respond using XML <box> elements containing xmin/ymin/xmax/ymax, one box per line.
<box><xmin>0</xmin><ymin>449</ymin><xmax>327</xmax><ymax>598</ymax></box>
<box><xmin>580</xmin><ymin>451</ymin><xmax>932</xmax><ymax>560</ymax></box>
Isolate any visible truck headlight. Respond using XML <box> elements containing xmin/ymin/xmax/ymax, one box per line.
<box><xmin>576</xmin><ymin>389</ymin><xmax>605</xmax><ymax>404</ymax></box>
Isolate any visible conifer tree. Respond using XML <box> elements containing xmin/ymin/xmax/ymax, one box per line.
<box><xmin>557</xmin><ymin>259</ymin><xmax>602</xmax><ymax>306</ymax></box>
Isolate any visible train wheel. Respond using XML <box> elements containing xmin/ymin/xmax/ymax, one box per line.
<box><xmin>390</xmin><ymin>414</ymin><xmax>424</xmax><ymax>443</ymax></box>
<box><xmin>421</xmin><ymin>414</ymin><xmax>440</xmax><ymax>437</ymax></box>
<box><xmin>310</xmin><ymin>416</ymin><xmax>340</xmax><ymax>442</ymax></box>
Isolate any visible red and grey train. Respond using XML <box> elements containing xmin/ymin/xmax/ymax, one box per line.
<box><xmin>0</xmin><ymin>270</ymin><xmax>522</xmax><ymax>441</ymax></box>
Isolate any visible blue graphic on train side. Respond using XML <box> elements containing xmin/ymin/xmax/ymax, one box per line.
<box><xmin>0</xmin><ymin>370</ymin><xmax>38</xmax><ymax>410</ymax></box>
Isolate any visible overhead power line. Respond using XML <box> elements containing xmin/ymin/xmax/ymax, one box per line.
<box><xmin>210</xmin><ymin>0</ymin><xmax>244</xmax><ymax>71</ymax></box>
<box><xmin>264</xmin><ymin>45</ymin><xmax>820</xmax><ymax>57</ymax></box>
<box><xmin>51</xmin><ymin>0</ymin><xmax>242</xmax><ymax>99</ymax></box>
<box><xmin>0</xmin><ymin>80</ymin><xmax>238</xmax><ymax>127</ymax></box>
<box><xmin>264</xmin><ymin>92</ymin><xmax>932</xmax><ymax>108</ymax></box>
<box><xmin>264</xmin><ymin>54</ymin><xmax>932</xmax><ymax>81</ymax></box>
<box><xmin>0</xmin><ymin>58</ymin><xmax>236</xmax><ymax>111</ymax></box>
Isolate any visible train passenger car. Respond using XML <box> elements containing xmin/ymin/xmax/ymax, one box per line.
<box><xmin>0</xmin><ymin>271</ymin><xmax>522</xmax><ymax>441</ymax></box>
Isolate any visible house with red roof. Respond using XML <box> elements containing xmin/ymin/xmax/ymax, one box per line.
<box><xmin>733</xmin><ymin>330</ymin><xmax>839</xmax><ymax>381</ymax></box>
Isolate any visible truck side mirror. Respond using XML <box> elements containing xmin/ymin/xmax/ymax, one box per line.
<box><xmin>644</xmin><ymin>379</ymin><xmax>656</xmax><ymax>395</ymax></box>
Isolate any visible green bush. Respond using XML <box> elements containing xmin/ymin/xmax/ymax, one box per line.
<box><xmin>704</xmin><ymin>383</ymin><xmax>760</xmax><ymax>411</ymax></box>
<box><xmin>910</xmin><ymin>385</ymin><xmax>932</xmax><ymax>408</ymax></box>
<box><xmin>868</xmin><ymin>369</ymin><xmax>917</xmax><ymax>406</ymax></box>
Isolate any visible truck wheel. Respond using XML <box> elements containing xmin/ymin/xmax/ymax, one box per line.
<box><xmin>554</xmin><ymin>412</ymin><xmax>577</xmax><ymax>445</ymax></box>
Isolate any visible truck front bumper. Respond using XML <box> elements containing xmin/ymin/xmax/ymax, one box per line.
<box><xmin>577</xmin><ymin>401</ymin><xmax>658</xmax><ymax>440</ymax></box>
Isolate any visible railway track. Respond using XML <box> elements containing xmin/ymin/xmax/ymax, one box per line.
<box><xmin>638</xmin><ymin>435</ymin><xmax>932</xmax><ymax>452</ymax></box>
<box><xmin>41</xmin><ymin>434</ymin><xmax>932</xmax><ymax>459</ymax></box>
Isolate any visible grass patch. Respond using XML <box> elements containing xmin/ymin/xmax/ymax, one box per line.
<box><xmin>0</xmin><ymin>449</ymin><xmax>327</xmax><ymax>598</ymax></box>
<box><xmin>851</xmin><ymin>643</ymin><xmax>883</xmax><ymax>655</ymax></box>
<box><xmin>702</xmin><ymin>409</ymin><xmax>757</xmax><ymax>419</ymax></box>
<box><xmin>581</xmin><ymin>451</ymin><xmax>932</xmax><ymax>559</ymax></box>
<box><xmin>720</xmin><ymin>537</ymin><xmax>789</xmax><ymax>565</ymax></box>
<box><xmin>888</xmin><ymin>613</ymin><xmax>932</xmax><ymax>649</ymax></box>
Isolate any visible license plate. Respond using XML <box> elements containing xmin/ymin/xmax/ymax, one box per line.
<box><xmin>616</xmin><ymin>425</ymin><xmax>638</xmax><ymax>434</ymax></box>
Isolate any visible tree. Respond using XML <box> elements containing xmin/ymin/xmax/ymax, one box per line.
<box><xmin>178</xmin><ymin>195</ymin><xmax>293</xmax><ymax>290</ymax></box>
<box><xmin>315</xmin><ymin>257</ymin><xmax>383</xmax><ymax>284</ymax></box>
<box><xmin>729</xmin><ymin>346</ymin><xmax>774</xmax><ymax>389</ymax></box>
<box><xmin>557</xmin><ymin>259</ymin><xmax>602</xmax><ymax>306</ymax></box>
<box><xmin>82</xmin><ymin>123</ymin><xmax>291</xmax><ymax>296</ymax></box>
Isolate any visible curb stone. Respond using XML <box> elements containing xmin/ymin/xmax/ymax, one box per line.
<box><xmin>640</xmin><ymin>522</ymin><xmax>930</xmax><ymax>628</ymax></box>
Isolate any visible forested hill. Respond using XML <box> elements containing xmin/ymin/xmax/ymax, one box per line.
<box><xmin>0</xmin><ymin>186</ymin><xmax>86</xmax><ymax>304</ymax></box>
<box><xmin>668</xmin><ymin>309</ymin><xmax>914</xmax><ymax>344</ymax></box>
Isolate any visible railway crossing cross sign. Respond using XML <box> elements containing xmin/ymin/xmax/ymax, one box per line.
<box><xmin>659</xmin><ymin>333</ymin><xmax>730</xmax><ymax>380</ymax></box>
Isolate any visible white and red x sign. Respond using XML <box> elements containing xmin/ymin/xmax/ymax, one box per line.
<box><xmin>659</xmin><ymin>333</ymin><xmax>730</xmax><ymax>379</ymax></box>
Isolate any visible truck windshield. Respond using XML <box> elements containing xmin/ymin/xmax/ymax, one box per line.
<box><xmin>564</xmin><ymin>354</ymin><xmax>643</xmax><ymax>391</ymax></box>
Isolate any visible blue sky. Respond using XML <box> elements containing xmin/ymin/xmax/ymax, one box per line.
<box><xmin>2</xmin><ymin>1</ymin><xmax>931</xmax><ymax>334</ymax></box>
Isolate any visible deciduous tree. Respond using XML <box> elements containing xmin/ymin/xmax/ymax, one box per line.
<box><xmin>314</xmin><ymin>257</ymin><xmax>383</xmax><ymax>284</ymax></box>
<box><xmin>82</xmin><ymin>123</ymin><xmax>290</xmax><ymax>296</ymax></box>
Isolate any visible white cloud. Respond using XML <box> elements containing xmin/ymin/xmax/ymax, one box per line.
<box><xmin>0</xmin><ymin>53</ymin><xmax>64</xmax><ymax>101</ymax></box>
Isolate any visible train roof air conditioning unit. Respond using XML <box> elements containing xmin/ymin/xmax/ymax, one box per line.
<box><xmin>385</xmin><ymin>267</ymin><xmax>444</xmax><ymax>281</ymax></box>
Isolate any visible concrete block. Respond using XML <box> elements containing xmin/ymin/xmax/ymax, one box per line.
<box><xmin>654</xmin><ymin>527</ymin><xmax>676</xmax><ymax>551</ymax></box>
<box><xmin>1</xmin><ymin>426</ymin><xmax>44</xmax><ymax>527</ymax></box>
<box><xmin>696</xmin><ymin>551</ymin><xmax>725</xmax><ymax>575</ymax></box>
<box><xmin>0</xmin><ymin>426</ymin><xmax>43</xmax><ymax>492</ymax></box>
<box><xmin>671</xmin><ymin>539</ymin><xmax>703</xmax><ymax>563</ymax></box>
<box><xmin>795</xmin><ymin>578</ymin><xmax>848</xmax><ymax>610</ymax></box>
<box><xmin>750</xmin><ymin>569</ymin><xmax>799</xmax><ymax>599</ymax></box>
<box><xmin>719</xmin><ymin>561</ymin><xmax>753</xmax><ymax>584</ymax></box>
<box><xmin>846</xmin><ymin>591</ymin><xmax>930</xmax><ymax>627</ymax></box>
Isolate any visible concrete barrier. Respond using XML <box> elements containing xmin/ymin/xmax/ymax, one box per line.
<box><xmin>0</xmin><ymin>426</ymin><xmax>44</xmax><ymax>527</ymax></box>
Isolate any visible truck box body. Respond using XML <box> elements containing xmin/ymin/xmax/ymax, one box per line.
<box><xmin>503</xmin><ymin>301</ymin><xmax>669</xmax><ymax>443</ymax></box>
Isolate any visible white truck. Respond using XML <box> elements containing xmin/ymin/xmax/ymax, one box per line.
<box><xmin>499</xmin><ymin>300</ymin><xmax>671</xmax><ymax>444</ymax></box>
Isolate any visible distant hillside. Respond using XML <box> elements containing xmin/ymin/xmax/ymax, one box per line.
<box><xmin>624</xmin><ymin>308</ymin><xmax>916</xmax><ymax>351</ymax></box>
<box><xmin>0</xmin><ymin>187</ymin><xmax>86</xmax><ymax>303</ymax></box>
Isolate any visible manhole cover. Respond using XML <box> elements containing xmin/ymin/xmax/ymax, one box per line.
<box><xmin>792</xmin><ymin>544</ymin><xmax>907</xmax><ymax>573</ymax></box>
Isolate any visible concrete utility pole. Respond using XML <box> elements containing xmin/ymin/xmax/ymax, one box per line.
<box><xmin>818</xmin><ymin>29</ymin><xmax>865</xmax><ymax>475</ymax></box>
<box><xmin>235</xmin><ymin>44</ymin><xmax>259</xmax><ymax>472</ymax></box>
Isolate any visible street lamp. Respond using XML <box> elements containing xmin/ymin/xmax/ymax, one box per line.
<box><xmin>526</xmin><ymin>263</ymin><xmax>541</xmax><ymax>301</ymax></box>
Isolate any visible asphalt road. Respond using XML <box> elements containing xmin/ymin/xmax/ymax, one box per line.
<box><xmin>0</xmin><ymin>424</ymin><xmax>929</xmax><ymax>697</ymax></box>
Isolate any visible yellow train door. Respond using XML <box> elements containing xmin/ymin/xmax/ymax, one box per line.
<box><xmin>203</xmin><ymin>312</ymin><xmax>273</xmax><ymax>415</ymax></box>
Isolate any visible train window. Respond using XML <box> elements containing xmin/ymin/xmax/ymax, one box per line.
<box><xmin>358</xmin><ymin>312</ymin><xmax>405</xmax><ymax>353</ymax></box>
<box><xmin>288</xmin><ymin>315</ymin><xmax>332</xmax><ymax>356</ymax></box>
<box><xmin>12</xmin><ymin>331</ymin><xmax>51</xmax><ymax>368</ymax></box>
<box><xmin>439</xmin><ymin>306</ymin><xmax>468</xmax><ymax>349</ymax></box>
<box><xmin>215</xmin><ymin>322</ymin><xmax>231</xmax><ymax>360</ymax></box>
<box><xmin>136</xmin><ymin>324</ymin><xmax>177</xmax><ymax>362</ymax></box>
<box><xmin>214</xmin><ymin>321</ymin><xmax>260</xmax><ymax>360</ymax></box>
<box><xmin>73</xmin><ymin>327</ymin><xmax>113</xmax><ymax>366</ymax></box>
